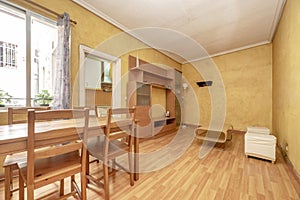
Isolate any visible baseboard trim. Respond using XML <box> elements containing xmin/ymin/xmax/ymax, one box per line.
<box><xmin>278</xmin><ymin>144</ymin><xmax>300</xmax><ymax>184</ymax></box>
<box><xmin>182</xmin><ymin>123</ymin><xmax>201</xmax><ymax>128</ymax></box>
<box><xmin>230</xmin><ymin>129</ymin><xmax>246</xmax><ymax>134</ymax></box>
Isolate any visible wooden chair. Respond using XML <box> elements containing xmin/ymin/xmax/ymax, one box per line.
<box><xmin>17</xmin><ymin>109</ymin><xmax>89</xmax><ymax>200</ymax></box>
<box><xmin>7</xmin><ymin>106</ymin><xmax>51</xmax><ymax>125</ymax></box>
<box><xmin>86</xmin><ymin>107</ymin><xmax>136</xmax><ymax>200</ymax></box>
<box><xmin>3</xmin><ymin>106</ymin><xmax>51</xmax><ymax>199</ymax></box>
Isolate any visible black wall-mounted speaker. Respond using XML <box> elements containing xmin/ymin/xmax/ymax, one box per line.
<box><xmin>196</xmin><ymin>81</ymin><xmax>213</xmax><ymax>87</ymax></box>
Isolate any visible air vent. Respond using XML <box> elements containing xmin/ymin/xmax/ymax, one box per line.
<box><xmin>196</xmin><ymin>81</ymin><xmax>213</xmax><ymax>87</ymax></box>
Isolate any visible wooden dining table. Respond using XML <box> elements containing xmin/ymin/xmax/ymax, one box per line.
<box><xmin>0</xmin><ymin>116</ymin><xmax>140</xmax><ymax>179</ymax></box>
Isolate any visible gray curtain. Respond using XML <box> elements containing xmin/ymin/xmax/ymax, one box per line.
<box><xmin>53</xmin><ymin>13</ymin><xmax>71</xmax><ymax>109</ymax></box>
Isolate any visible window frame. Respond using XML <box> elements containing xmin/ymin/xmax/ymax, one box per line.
<box><xmin>0</xmin><ymin>1</ymin><xmax>57</xmax><ymax>107</ymax></box>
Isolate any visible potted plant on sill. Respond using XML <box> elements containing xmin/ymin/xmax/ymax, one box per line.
<box><xmin>0</xmin><ymin>89</ymin><xmax>12</xmax><ymax>107</ymax></box>
<box><xmin>34</xmin><ymin>90</ymin><xmax>53</xmax><ymax>106</ymax></box>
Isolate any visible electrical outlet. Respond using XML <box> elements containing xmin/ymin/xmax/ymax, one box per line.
<box><xmin>285</xmin><ymin>144</ymin><xmax>289</xmax><ymax>152</ymax></box>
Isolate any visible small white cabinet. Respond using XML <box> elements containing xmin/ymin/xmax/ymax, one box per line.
<box><xmin>245</xmin><ymin>129</ymin><xmax>276</xmax><ymax>163</ymax></box>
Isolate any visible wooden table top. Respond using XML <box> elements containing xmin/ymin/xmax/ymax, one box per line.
<box><xmin>0</xmin><ymin>117</ymin><xmax>110</xmax><ymax>156</ymax></box>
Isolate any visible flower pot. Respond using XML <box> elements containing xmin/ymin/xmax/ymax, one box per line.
<box><xmin>39</xmin><ymin>104</ymin><xmax>49</xmax><ymax>107</ymax></box>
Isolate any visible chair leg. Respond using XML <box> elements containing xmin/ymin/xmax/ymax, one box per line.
<box><xmin>26</xmin><ymin>184</ymin><xmax>34</xmax><ymax>200</ymax></box>
<box><xmin>18</xmin><ymin>171</ymin><xmax>24</xmax><ymax>200</ymax></box>
<box><xmin>128</xmin><ymin>152</ymin><xmax>134</xmax><ymax>186</ymax></box>
<box><xmin>4</xmin><ymin>166</ymin><xmax>12</xmax><ymax>199</ymax></box>
<box><xmin>128</xmin><ymin>136</ymin><xmax>134</xmax><ymax>186</ymax></box>
<box><xmin>86</xmin><ymin>154</ymin><xmax>90</xmax><ymax>184</ymax></box>
<box><xmin>111</xmin><ymin>159</ymin><xmax>116</xmax><ymax>173</ymax></box>
<box><xmin>81</xmin><ymin>172</ymin><xmax>87</xmax><ymax>200</ymax></box>
<box><xmin>103</xmin><ymin>161</ymin><xmax>110</xmax><ymax>200</ymax></box>
<box><xmin>71</xmin><ymin>175</ymin><xmax>75</xmax><ymax>192</ymax></box>
<box><xmin>9</xmin><ymin>167</ymin><xmax>13</xmax><ymax>190</ymax></box>
<box><xmin>60</xmin><ymin>179</ymin><xmax>64</xmax><ymax>196</ymax></box>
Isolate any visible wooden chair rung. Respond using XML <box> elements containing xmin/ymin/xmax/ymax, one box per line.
<box><xmin>86</xmin><ymin>174</ymin><xmax>104</xmax><ymax>188</ymax></box>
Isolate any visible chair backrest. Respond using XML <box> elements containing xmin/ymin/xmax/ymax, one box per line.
<box><xmin>105</xmin><ymin>107</ymin><xmax>136</xmax><ymax>141</ymax></box>
<box><xmin>26</xmin><ymin>108</ymin><xmax>89</xmax><ymax>187</ymax></box>
<box><xmin>7</xmin><ymin>106</ymin><xmax>50</xmax><ymax>125</ymax></box>
<box><xmin>95</xmin><ymin>105</ymin><xmax>110</xmax><ymax>118</ymax></box>
<box><xmin>73</xmin><ymin>105</ymin><xmax>98</xmax><ymax>117</ymax></box>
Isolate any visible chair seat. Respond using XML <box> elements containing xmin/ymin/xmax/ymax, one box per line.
<box><xmin>87</xmin><ymin>137</ymin><xmax>130</xmax><ymax>160</ymax></box>
<box><xmin>3</xmin><ymin>152</ymin><xmax>27</xmax><ymax>168</ymax></box>
<box><xmin>18</xmin><ymin>152</ymin><xmax>81</xmax><ymax>187</ymax></box>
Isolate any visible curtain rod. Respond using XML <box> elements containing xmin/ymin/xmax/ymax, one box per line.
<box><xmin>24</xmin><ymin>0</ymin><xmax>77</xmax><ymax>24</ymax></box>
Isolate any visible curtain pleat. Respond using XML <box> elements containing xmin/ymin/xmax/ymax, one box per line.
<box><xmin>53</xmin><ymin>13</ymin><xmax>71</xmax><ymax>109</ymax></box>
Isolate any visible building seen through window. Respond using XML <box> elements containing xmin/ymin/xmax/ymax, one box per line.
<box><xmin>0</xmin><ymin>41</ymin><xmax>17</xmax><ymax>68</ymax></box>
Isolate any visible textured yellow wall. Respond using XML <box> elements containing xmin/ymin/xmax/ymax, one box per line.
<box><xmin>273</xmin><ymin>0</ymin><xmax>300</xmax><ymax>174</ymax></box>
<box><xmin>181</xmin><ymin>62</ymin><xmax>210</xmax><ymax>126</ymax></box>
<box><xmin>182</xmin><ymin>44</ymin><xmax>272</xmax><ymax>130</ymax></box>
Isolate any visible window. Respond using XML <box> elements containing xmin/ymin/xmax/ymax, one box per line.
<box><xmin>0</xmin><ymin>2</ymin><xmax>57</xmax><ymax>107</ymax></box>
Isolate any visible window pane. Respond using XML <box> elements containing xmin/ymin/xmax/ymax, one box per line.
<box><xmin>31</xmin><ymin>17</ymin><xmax>57</xmax><ymax>106</ymax></box>
<box><xmin>0</xmin><ymin>5</ymin><xmax>26</xmax><ymax>106</ymax></box>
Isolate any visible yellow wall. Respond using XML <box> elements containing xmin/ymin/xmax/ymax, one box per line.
<box><xmin>182</xmin><ymin>44</ymin><xmax>272</xmax><ymax>130</ymax></box>
<box><xmin>272</xmin><ymin>0</ymin><xmax>300</xmax><ymax>174</ymax></box>
<box><xmin>181</xmin><ymin>62</ymin><xmax>211</xmax><ymax>126</ymax></box>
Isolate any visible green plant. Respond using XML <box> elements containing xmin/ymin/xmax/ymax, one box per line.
<box><xmin>0</xmin><ymin>89</ymin><xmax>12</xmax><ymax>106</ymax></box>
<box><xmin>34</xmin><ymin>90</ymin><xmax>53</xmax><ymax>106</ymax></box>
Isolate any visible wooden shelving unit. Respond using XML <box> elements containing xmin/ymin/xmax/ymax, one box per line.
<box><xmin>136</xmin><ymin>82</ymin><xmax>151</xmax><ymax>106</ymax></box>
<box><xmin>152</xmin><ymin>117</ymin><xmax>176</xmax><ymax>136</ymax></box>
<box><xmin>127</xmin><ymin>55</ymin><xmax>177</xmax><ymax>137</ymax></box>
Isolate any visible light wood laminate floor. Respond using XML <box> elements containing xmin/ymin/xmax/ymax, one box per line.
<box><xmin>1</xmin><ymin>127</ymin><xmax>300</xmax><ymax>199</ymax></box>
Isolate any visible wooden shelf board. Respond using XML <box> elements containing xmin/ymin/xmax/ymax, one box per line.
<box><xmin>130</xmin><ymin>67</ymin><xmax>173</xmax><ymax>80</ymax></box>
<box><xmin>152</xmin><ymin>117</ymin><xmax>175</xmax><ymax>121</ymax></box>
<box><xmin>144</xmin><ymin>70</ymin><xmax>173</xmax><ymax>80</ymax></box>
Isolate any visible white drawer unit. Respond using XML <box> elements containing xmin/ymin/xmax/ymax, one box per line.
<box><xmin>245</xmin><ymin>130</ymin><xmax>276</xmax><ymax>163</ymax></box>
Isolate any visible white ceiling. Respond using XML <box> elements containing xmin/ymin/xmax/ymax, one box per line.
<box><xmin>73</xmin><ymin>0</ymin><xmax>286</xmax><ymax>63</ymax></box>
